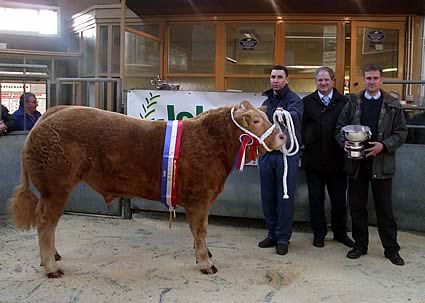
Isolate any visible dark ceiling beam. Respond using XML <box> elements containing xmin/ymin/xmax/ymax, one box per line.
<box><xmin>125</xmin><ymin>0</ymin><xmax>425</xmax><ymax>17</ymax></box>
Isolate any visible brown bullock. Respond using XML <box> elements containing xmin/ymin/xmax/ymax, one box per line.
<box><xmin>9</xmin><ymin>100</ymin><xmax>285</xmax><ymax>278</ymax></box>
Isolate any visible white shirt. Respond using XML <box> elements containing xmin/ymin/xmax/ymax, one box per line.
<box><xmin>318</xmin><ymin>89</ymin><xmax>333</xmax><ymax>106</ymax></box>
<box><xmin>364</xmin><ymin>90</ymin><xmax>381</xmax><ymax>100</ymax></box>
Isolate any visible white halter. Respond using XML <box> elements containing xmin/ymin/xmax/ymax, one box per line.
<box><xmin>230</xmin><ymin>106</ymin><xmax>276</xmax><ymax>152</ymax></box>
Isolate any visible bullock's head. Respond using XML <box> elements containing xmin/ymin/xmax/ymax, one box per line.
<box><xmin>232</xmin><ymin>100</ymin><xmax>286</xmax><ymax>153</ymax></box>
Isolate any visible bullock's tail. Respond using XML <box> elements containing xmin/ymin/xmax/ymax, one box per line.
<box><xmin>9</xmin><ymin>161</ymin><xmax>39</xmax><ymax>230</ymax></box>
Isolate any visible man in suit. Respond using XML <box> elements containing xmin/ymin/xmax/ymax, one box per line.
<box><xmin>302</xmin><ymin>66</ymin><xmax>354</xmax><ymax>248</ymax></box>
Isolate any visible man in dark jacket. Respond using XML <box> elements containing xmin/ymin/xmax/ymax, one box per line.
<box><xmin>258</xmin><ymin>65</ymin><xmax>303</xmax><ymax>256</ymax></box>
<box><xmin>12</xmin><ymin>92</ymin><xmax>42</xmax><ymax>131</ymax></box>
<box><xmin>335</xmin><ymin>64</ymin><xmax>407</xmax><ymax>266</ymax></box>
<box><xmin>0</xmin><ymin>104</ymin><xmax>18</xmax><ymax>135</ymax></box>
<box><xmin>302</xmin><ymin>67</ymin><xmax>354</xmax><ymax>248</ymax></box>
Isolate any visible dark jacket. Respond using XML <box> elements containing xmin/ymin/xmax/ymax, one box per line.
<box><xmin>335</xmin><ymin>90</ymin><xmax>407</xmax><ymax>179</ymax></box>
<box><xmin>12</xmin><ymin>107</ymin><xmax>42</xmax><ymax>131</ymax></box>
<box><xmin>1</xmin><ymin>104</ymin><xmax>18</xmax><ymax>134</ymax></box>
<box><xmin>262</xmin><ymin>85</ymin><xmax>303</xmax><ymax>150</ymax></box>
<box><xmin>302</xmin><ymin>89</ymin><xmax>348</xmax><ymax>172</ymax></box>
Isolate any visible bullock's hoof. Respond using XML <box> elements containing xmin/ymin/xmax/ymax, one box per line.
<box><xmin>208</xmin><ymin>249</ymin><xmax>213</xmax><ymax>258</ymax></box>
<box><xmin>200</xmin><ymin>264</ymin><xmax>218</xmax><ymax>275</ymax></box>
<box><xmin>55</xmin><ymin>253</ymin><xmax>62</xmax><ymax>261</ymax></box>
<box><xmin>47</xmin><ymin>269</ymin><xmax>64</xmax><ymax>278</ymax></box>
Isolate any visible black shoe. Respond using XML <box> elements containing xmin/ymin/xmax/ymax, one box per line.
<box><xmin>385</xmin><ymin>252</ymin><xmax>405</xmax><ymax>266</ymax></box>
<box><xmin>313</xmin><ymin>237</ymin><xmax>325</xmax><ymax>248</ymax></box>
<box><xmin>346</xmin><ymin>248</ymin><xmax>367</xmax><ymax>259</ymax></box>
<box><xmin>258</xmin><ymin>237</ymin><xmax>276</xmax><ymax>248</ymax></box>
<box><xmin>334</xmin><ymin>234</ymin><xmax>355</xmax><ymax>248</ymax></box>
<box><xmin>276</xmin><ymin>244</ymin><xmax>288</xmax><ymax>255</ymax></box>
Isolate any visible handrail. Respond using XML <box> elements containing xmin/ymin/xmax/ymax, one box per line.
<box><xmin>383</xmin><ymin>79</ymin><xmax>425</xmax><ymax>85</ymax></box>
<box><xmin>0</xmin><ymin>63</ymin><xmax>51</xmax><ymax>117</ymax></box>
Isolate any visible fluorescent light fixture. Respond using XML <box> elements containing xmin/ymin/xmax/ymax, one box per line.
<box><xmin>285</xmin><ymin>65</ymin><xmax>322</xmax><ymax>69</ymax></box>
<box><xmin>382</xmin><ymin>68</ymin><xmax>398</xmax><ymax>73</ymax></box>
<box><xmin>226</xmin><ymin>57</ymin><xmax>238</xmax><ymax>64</ymax></box>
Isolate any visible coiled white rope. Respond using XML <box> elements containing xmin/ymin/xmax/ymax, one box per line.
<box><xmin>273</xmin><ymin>108</ymin><xmax>299</xmax><ymax>199</ymax></box>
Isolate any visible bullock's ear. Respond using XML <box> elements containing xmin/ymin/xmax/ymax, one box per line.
<box><xmin>259</xmin><ymin>105</ymin><xmax>267</xmax><ymax>113</ymax></box>
<box><xmin>240</xmin><ymin>100</ymin><xmax>253</xmax><ymax>110</ymax></box>
<box><xmin>241</xmin><ymin>117</ymin><xmax>249</xmax><ymax>128</ymax></box>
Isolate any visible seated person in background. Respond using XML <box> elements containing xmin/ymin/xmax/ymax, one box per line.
<box><xmin>0</xmin><ymin>103</ymin><xmax>18</xmax><ymax>135</ymax></box>
<box><xmin>12</xmin><ymin>92</ymin><xmax>42</xmax><ymax>131</ymax></box>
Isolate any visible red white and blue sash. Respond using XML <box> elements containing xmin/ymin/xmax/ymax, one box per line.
<box><xmin>161</xmin><ymin>120</ymin><xmax>183</xmax><ymax>211</ymax></box>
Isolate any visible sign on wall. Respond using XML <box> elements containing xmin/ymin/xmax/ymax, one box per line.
<box><xmin>126</xmin><ymin>90</ymin><xmax>266</xmax><ymax>121</ymax></box>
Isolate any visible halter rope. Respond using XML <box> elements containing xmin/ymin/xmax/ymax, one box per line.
<box><xmin>273</xmin><ymin>108</ymin><xmax>299</xmax><ymax>199</ymax></box>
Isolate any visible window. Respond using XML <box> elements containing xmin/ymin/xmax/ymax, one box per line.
<box><xmin>169</xmin><ymin>23</ymin><xmax>215</xmax><ymax>74</ymax></box>
<box><xmin>225</xmin><ymin>23</ymin><xmax>275</xmax><ymax>74</ymax></box>
<box><xmin>0</xmin><ymin>1</ymin><xmax>59</xmax><ymax>36</ymax></box>
<box><xmin>284</xmin><ymin>24</ymin><xmax>337</xmax><ymax>76</ymax></box>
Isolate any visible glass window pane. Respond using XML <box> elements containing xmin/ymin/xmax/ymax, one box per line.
<box><xmin>287</xmin><ymin>78</ymin><xmax>317</xmax><ymax>94</ymax></box>
<box><xmin>167</xmin><ymin>77</ymin><xmax>215</xmax><ymax>91</ymax></box>
<box><xmin>355</xmin><ymin>27</ymin><xmax>399</xmax><ymax>78</ymax></box>
<box><xmin>127</xmin><ymin>24</ymin><xmax>160</xmax><ymax>37</ymax></box>
<box><xmin>225</xmin><ymin>24</ymin><xmax>274</xmax><ymax>74</ymax></box>
<box><xmin>99</xmin><ymin>26</ymin><xmax>108</xmax><ymax>74</ymax></box>
<box><xmin>125</xmin><ymin>31</ymin><xmax>160</xmax><ymax>78</ymax></box>
<box><xmin>112</xmin><ymin>25</ymin><xmax>120</xmax><ymax>74</ymax></box>
<box><xmin>68</xmin><ymin>33</ymin><xmax>80</xmax><ymax>52</ymax></box>
<box><xmin>125</xmin><ymin>77</ymin><xmax>155</xmax><ymax>90</ymax></box>
<box><xmin>284</xmin><ymin>24</ymin><xmax>337</xmax><ymax>76</ymax></box>
<box><xmin>81</xmin><ymin>28</ymin><xmax>95</xmax><ymax>76</ymax></box>
<box><xmin>169</xmin><ymin>23</ymin><xmax>215</xmax><ymax>73</ymax></box>
<box><xmin>54</xmin><ymin>58</ymin><xmax>78</xmax><ymax>78</ymax></box>
<box><xmin>226</xmin><ymin>78</ymin><xmax>270</xmax><ymax>92</ymax></box>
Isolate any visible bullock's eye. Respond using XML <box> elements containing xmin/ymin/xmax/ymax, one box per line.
<box><xmin>253</xmin><ymin>119</ymin><xmax>260</xmax><ymax>124</ymax></box>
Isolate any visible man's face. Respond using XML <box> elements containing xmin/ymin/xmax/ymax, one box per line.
<box><xmin>270</xmin><ymin>69</ymin><xmax>288</xmax><ymax>92</ymax></box>
<box><xmin>25</xmin><ymin>96</ymin><xmax>38</xmax><ymax>114</ymax></box>
<box><xmin>315</xmin><ymin>70</ymin><xmax>334</xmax><ymax>95</ymax></box>
<box><xmin>363</xmin><ymin>70</ymin><xmax>383</xmax><ymax>95</ymax></box>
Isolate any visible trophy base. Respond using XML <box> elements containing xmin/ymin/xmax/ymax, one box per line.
<box><xmin>347</xmin><ymin>150</ymin><xmax>364</xmax><ymax>159</ymax></box>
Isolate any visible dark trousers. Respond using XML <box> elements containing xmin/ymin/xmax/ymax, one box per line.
<box><xmin>306</xmin><ymin>170</ymin><xmax>348</xmax><ymax>239</ymax></box>
<box><xmin>259</xmin><ymin>152</ymin><xmax>299</xmax><ymax>245</ymax></box>
<box><xmin>348</xmin><ymin>160</ymin><xmax>400</xmax><ymax>255</ymax></box>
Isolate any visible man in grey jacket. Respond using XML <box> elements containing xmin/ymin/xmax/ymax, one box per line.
<box><xmin>335</xmin><ymin>64</ymin><xmax>407</xmax><ymax>266</ymax></box>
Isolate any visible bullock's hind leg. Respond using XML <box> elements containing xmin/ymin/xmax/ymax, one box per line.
<box><xmin>186</xmin><ymin>209</ymin><xmax>217</xmax><ymax>274</ymax></box>
<box><xmin>37</xmin><ymin>192</ymin><xmax>69</xmax><ymax>278</ymax></box>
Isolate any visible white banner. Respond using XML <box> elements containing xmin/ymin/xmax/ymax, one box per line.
<box><xmin>126</xmin><ymin>90</ymin><xmax>266</xmax><ymax>120</ymax></box>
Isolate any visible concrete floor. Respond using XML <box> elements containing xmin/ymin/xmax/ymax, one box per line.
<box><xmin>0</xmin><ymin>212</ymin><xmax>424</xmax><ymax>303</ymax></box>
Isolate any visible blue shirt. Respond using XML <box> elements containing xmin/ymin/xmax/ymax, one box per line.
<box><xmin>12</xmin><ymin>108</ymin><xmax>42</xmax><ymax>131</ymax></box>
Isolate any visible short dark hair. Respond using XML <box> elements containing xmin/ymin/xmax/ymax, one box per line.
<box><xmin>271</xmin><ymin>65</ymin><xmax>289</xmax><ymax>77</ymax></box>
<box><xmin>363</xmin><ymin>64</ymin><xmax>383</xmax><ymax>77</ymax></box>
<box><xmin>19</xmin><ymin>92</ymin><xmax>36</xmax><ymax>108</ymax></box>
<box><xmin>314</xmin><ymin>66</ymin><xmax>335</xmax><ymax>80</ymax></box>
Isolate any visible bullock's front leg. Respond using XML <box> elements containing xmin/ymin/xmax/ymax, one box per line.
<box><xmin>186</xmin><ymin>209</ymin><xmax>217</xmax><ymax>274</ymax></box>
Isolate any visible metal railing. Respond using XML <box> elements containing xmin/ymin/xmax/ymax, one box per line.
<box><xmin>56</xmin><ymin>78</ymin><xmax>122</xmax><ymax>113</ymax></box>
<box><xmin>0</xmin><ymin>63</ymin><xmax>51</xmax><ymax>131</ymax></box>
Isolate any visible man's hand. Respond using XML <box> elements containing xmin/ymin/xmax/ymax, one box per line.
<box><xmin>0</xmin><ymin>120</ymin><xmax>6</xmax><ymax>135</ymax></box>
<box><xmin>364</xmin><ymin>141</ymin><xmax>384</xmax><ymax>157</ymax></box>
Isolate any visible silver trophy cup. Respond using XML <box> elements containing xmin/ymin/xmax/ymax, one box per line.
<box><xmin>341</xmin><ymin>125</ymin><xmax>372</xmax><ymax>159</ymax></box>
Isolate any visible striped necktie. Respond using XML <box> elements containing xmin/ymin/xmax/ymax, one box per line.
<box><xmin>322</xmin><ymin>95</ymin><xmax>330</xmax><ymax>106</ymax></box>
